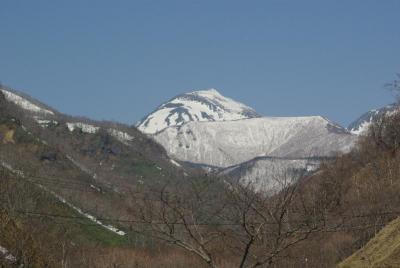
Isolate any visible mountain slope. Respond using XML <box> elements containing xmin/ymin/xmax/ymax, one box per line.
<box><xmin>220</xmin><ymin>156</ymin><xmax>319</xmax><ymax>193</ymax></box>
<box><xmin>153</xmin><ymin>116</ymin><xmax>356</xmax><ymax>168</ymax></box>
<box><xmin>0</xmin><ymin>85</ymin><xmax>189</xmax><ymax>192</ymax></box>
<box><xmin>348</xmin><ymin>104</ymin><xmax>399</xmax><ymax>135</ymax></box>
<box><xmin>0</xmin><ymin>85</ymin><xmax>209</xmax><ymax>266</ymax></box>
<box><xmin>339</xmin><ymin>217</ymin><xmax>400</xmax><ymax>268</ymax></box>
<box><xmin>137</xmin><ymin>88</ymin><xmax>261</xmax><ymax>134</ymax></box>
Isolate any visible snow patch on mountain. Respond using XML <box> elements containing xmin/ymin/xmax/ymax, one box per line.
<box><xmin>34</xmin><ymin>117</ymin><xmax>59</xmax><ymax>128</ymax></box>
<box><xmin>67</xmin><ymin>122</ymin><xmax>99</xmax><ymax>133</ymax></box>
<box><xmin>1</xmin><ymin>89</ymin><xmax>54</xmax><ymax>115</ymax></box>
<box><xmin>107</xmin><ymin>128</ymin><xmax>134</xmax><ymax>144</ymax></box>
<box><xmin>154</xmin><ymin>116</ymin><xmax>355</xmax><ymax>168</ymax></box>
<box><xmin>66</xmin><ymin>122</ymin><xmax>134</xmax><ymax>144</ymax></box>
<box><xmin>221</xmin><ymin>157</ymin><xmax>319</xmax><ymax>193</ymax></box>
<box><xmin>137</xmin><ymin>88</ymin><xmax>260</xmax><ymax>134</ymax></box>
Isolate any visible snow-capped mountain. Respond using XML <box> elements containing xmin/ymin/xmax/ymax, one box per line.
<box><xmin>153</xmin><ymin>116</ymin><xmax>356</xmax><ymax>168</ymax></box>
<box><xmin>136</xmin><ymin>89</ymin><xmax>357</xmax><ymax>191</ymax></box>
<box><xmin>137</xmin><ymin>88</ymin><xmax>261</xmax><ymax>134</ymax></box>
<box><xmin>348</xmin><ymin>104</ymin><xmax>399</xmax><ymax>135</ymax></box>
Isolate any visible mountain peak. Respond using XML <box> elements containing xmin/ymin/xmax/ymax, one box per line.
<box><xmin>137</xmin><ymin>88</ymin><xmax>261</xmax><ymax>134</ymax></box>
<box><xmin>192</xmin><ymin>88</ymin><xmax>221</xmax><ymax>95</ymax></box>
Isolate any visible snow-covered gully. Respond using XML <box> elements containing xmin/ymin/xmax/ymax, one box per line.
<box><xmin>50</xmin><ymin>190</ymin><xmax>126</xmax><ymax>236</ymax></box>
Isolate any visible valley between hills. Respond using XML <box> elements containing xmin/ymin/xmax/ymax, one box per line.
<box><xmin>1</xmin><ymin>85</ymin><xmax>400</xmax><ymax>267</ymax></box>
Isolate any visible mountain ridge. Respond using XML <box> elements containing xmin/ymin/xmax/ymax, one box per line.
<box><xmin>0</xmin><ymin>87</ymin><xmax>58</xmax><ymax>116</ymax></box>
<box><xmin>348</xmin><ymin>103</ymin><xmax>399</xmax><ymax>135</ymax></box>
<box><xmin>153</xmin><ymin>115</ymin><xmax>355</xmax><ymax>168</ymax></box>
<box><xmin>1</xmin><ymin>85</ymin><xmax>357</xmax><ymax>193</ymax></box>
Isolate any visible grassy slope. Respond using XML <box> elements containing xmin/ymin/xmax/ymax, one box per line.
<box><xmin>339</xmin><ymin>217</ymin><xmax>400</xmax><ymax>268</ymax></box>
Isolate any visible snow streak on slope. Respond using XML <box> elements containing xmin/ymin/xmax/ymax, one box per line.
<box><xmin>0</xmin><ymin>245</ymin><xmax>16</xmax><ymax>262</ymax></box>
<box><xmin>53</xmin><ymin>190</ymin><xmax>126</xmax><ymax>236</ymax></box>
<box><xmin>1</xmin><ymin>160</ymin><xmax>125</xmax><ymax>236</ymax></box>
<box><xmin>137</xmin><ymin>88</ymin><xmax>260</xmax><ymax>134</ymax></box>
<box><xmin>1</xmin><ymin>89</ymin><xmax>54</xmax><ymax>115</ymax></box>
<box><xmin>154</xmin><ymin>116</ymin><xmax>356</xmax><ymax>168</ymax></box>
<box><xmin>170</xmin><ymin>159</ymin><xmax>182</xmax><ymax>167</ymax></box>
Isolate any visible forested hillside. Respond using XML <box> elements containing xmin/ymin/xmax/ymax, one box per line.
<box><xmin>0</xmin><ymin>88</ymin><xmax>210</xmax><ymax>267</ymax></box>
<box><xmin>1</xmin><ymin>84</ymin><xmax>400</xmax><ymax>267</ymax></box>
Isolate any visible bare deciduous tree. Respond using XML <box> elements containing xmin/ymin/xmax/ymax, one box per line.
<box><xmin>132</xmin><ymin>172</ymin><xmax>326</xmax><ymax>268</ymax></box>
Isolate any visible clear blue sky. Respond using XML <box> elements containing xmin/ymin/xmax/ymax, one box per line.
<box><xmin>1</xmin><ymin>1</ymin><xmax>399</xmax><ymax>127</ymax></box>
